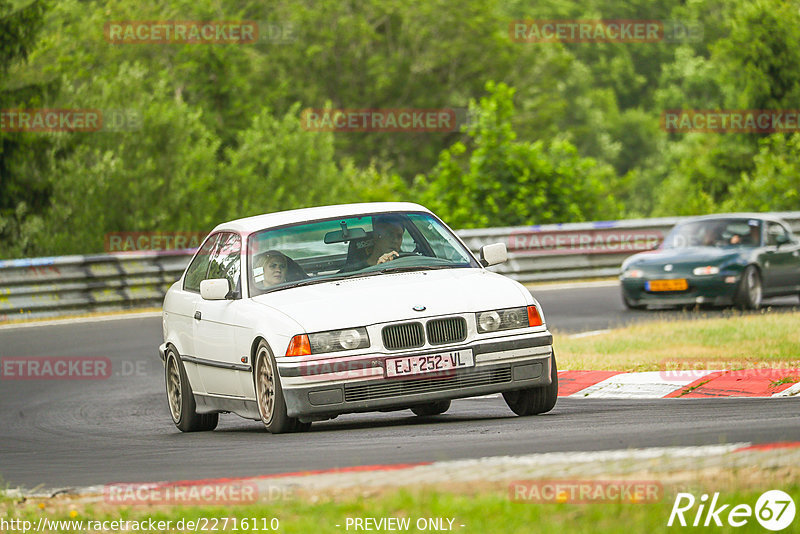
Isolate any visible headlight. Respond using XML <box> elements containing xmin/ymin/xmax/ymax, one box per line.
<box><xmin>476</xmin><ymin>306</ymin><xmax>539</xmax><ymax>333</ymax></box>
<box><xmin>622</xmin><ymin>268</ymin><xmax>643</xmax><ymax>279</ymax></box>
<box><xmin>693</xmin><ymin>266</ymin><xmax>720</xmax><ymax>276</ymax></box>
<box><xmin>308</xmin><ymin>327</ymin><xmax>370</xmax><ymax>354</ymax></box>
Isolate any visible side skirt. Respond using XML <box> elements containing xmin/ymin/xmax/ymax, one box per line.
<box><xmin>194</xmin><ymin>392</ymin><xmax>260</xmax><ymax>420</ymax></box>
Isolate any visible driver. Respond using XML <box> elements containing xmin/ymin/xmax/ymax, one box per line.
<box><xmin>367</xmin><ymin>215</ymin><xmax>405</xmax><ymax>265</ymax></box>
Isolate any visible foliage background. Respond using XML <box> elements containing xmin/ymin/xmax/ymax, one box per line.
<box><xmin>1</xmin><ymin>0</ymin><xmax>799</xmax><ymax>257</ymax></box>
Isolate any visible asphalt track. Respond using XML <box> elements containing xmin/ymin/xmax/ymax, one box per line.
<box><xmin>1</xmin><ymin>283</ymin><xmax>798</xmax><ymax>491</ymax></box>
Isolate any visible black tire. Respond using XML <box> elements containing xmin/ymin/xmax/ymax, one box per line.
<box><xmin>503</xmin><ymin>352</ymin><xmax>558</xmax><ymax>416</ymax></box>
<box><xmin>254</xmin><ymin>340</ymin><xmax>310</xmax><ymax>434</ymax></box>
<box><xmin>165</xmin><ymin>348</ymin><xmax>218</xmax><ymax>432</ymax></box>
<box><xmin>410</xmin><ymin>400</ymin><xmax>451</xmax><ymax>417</ymax></box>
<box><xmin>622</xmin><ymin>293</ymin><xmax>646</xmax><ymax>310</ymax></box>
<box><xmin>734</xmin><ymin>265</ymin><xmax>762</xmax><ymax>310</ymax></box>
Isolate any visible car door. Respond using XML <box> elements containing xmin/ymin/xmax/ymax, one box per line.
<box><xmin>167</xmin><ymin>232</ymin><xmax>221</xmax><ymax>394</ymax></box>
<box><xmin>193</xmin><ymin>232</ymin><xmax>250</xmax><ymax>397</ymax></box>
<box><xmin>764</xmin><ymin>222</ymin><xmax>800</xmax><ymax>294</ymax></box>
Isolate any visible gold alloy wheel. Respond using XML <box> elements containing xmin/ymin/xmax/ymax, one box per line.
<box><xmin>166</xmin><ymin>354</ymin><xmax>182</xmax><ymax>422</ymax></box>
<box><xmin>256</xmin><ymin>347</ymin><xmax>276</xmax><ymax>423</ymax></box>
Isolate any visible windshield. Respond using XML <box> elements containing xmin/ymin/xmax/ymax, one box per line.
<box><xmin>247</xmin><ymin>211</ymin><xmax>478</xmax><ymax>295</ymax></box>
<box><xmin>662</xmin><ymin>219</ymin><xmax>762</xmax><ymax>249</ymax></box>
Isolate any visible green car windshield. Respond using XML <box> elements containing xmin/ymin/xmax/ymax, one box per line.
<box><xmin>663</xmin><ymin>219</ymin><xmax>762</xmax><ymax>249</ymax></box>
<box><xmin>247</xmin><ymin>212</ymin><xmax>478</xmax><ymax>295</ymax></box>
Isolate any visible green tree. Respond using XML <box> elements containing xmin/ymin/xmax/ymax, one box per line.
<box><xmin>0</xmin><ymin>0</ymin><xmax>52</xmax><ymax>257</ymax></box>
<box><xmin>723</xmin><ymin>133</ymin><xmax>800</xmax><ymax>212</ymax></box>
<box><xmin>30</xmin><ymin>65</ymin><xmax>221</xmax><ymax>256</ymax></box>
<box><xmin>416</xmin><ymin>82</ymin><xmax>621</xmax><ymax>228</ymax></box>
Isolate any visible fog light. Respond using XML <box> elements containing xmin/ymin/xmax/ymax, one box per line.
<box><xmin>724</xmin><ymin>276</ymin><xmax>737</xmax><ymax>284</ymax></box>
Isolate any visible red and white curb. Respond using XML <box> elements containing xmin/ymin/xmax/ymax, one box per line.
<box><xmin>19</xmin><ymin>442</ymin><xmax>800</xmax><ymax>501</ymax></box>
<box><xmin>557</xmin><ymin>369</ymin><xmax>800</xmax><ymax>399</ymax></box>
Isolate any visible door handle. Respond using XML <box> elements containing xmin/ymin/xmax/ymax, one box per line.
<box><xmin>194</xmin><ymin>311</ymin><xmax>202</xmax><ymax>321</ymax></box>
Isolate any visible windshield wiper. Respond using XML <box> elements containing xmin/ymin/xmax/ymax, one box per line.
<box><xmin>378</xmin><ymin>264</ymin><xmax>455</xmax><ymax>274</ymax></box>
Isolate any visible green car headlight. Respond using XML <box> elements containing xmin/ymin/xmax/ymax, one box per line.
<box><xmin>622</xmin><ymin>268</ymin><xmax>643</xmax><ymax>278</ymax></box>
<box><xmin>692</xmin><ymin>266</ymin><xmax>720</xmax><ymax>276</ymax></box>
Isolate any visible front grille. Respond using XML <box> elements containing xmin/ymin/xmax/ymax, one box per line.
<box><xmin>382</xmin><ymin>322</ymin><xmax>425</xmax><ymax>350</ymax></box>
<box><xmin>344</xmin><ymin>365</ymin><xmax>512</xmax><ymax>402</ymax></box>
<box><xmin>426</xmin><ymin>317</ymin><xmax>467</xmax><ymax>345</ymax></box>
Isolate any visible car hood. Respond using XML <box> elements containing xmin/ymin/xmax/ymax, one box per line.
<box><xmin>250</xmin><ymin>268</ymin><xmax>530</xmax><ymax>332</ymax></box>
<box><xmin>625</xmin><ymin>247</ymin><xmax>744</xmax><ymax>270</ymax></box>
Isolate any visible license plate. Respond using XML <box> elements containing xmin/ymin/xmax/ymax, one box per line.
<box><xmin>385</xmin><ymin>349</ymin><xmax>474</xmax><ymax>378</ymax></box>
<box><xmin>647</xmin><ymin>279</ymin><xmax>688</xmax><ymax>292</ymax></box>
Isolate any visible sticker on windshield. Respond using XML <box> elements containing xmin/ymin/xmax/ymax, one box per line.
<box><xmin>253</xmin><ymin>267</ymin><xmax>264</xmax><ymax>275</ymax></box>
<box><xmin>748</xmin><ymin>220</ymin><xmax>759</xmax><ymax>226</ymax></box>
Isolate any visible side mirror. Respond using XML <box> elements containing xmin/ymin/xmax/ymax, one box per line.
<box><xmin>775</xmin><ymin>234</ymin><xmax>790</xmax><ymax>247</ymax></box>
<box><xmin>480</xmin><ymin>243</ymin><xmax>508</xmax><ymax>267</ymax></box>
<box><xmin>200</xmin><ymin>279</ymin><xmax>231</xmax><ymax>300</ymax></box>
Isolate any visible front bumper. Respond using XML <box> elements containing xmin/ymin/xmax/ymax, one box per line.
<box><xmin>278</xmin><ymin>332</ymin><xmax>554</xmax><ymax>419</ymax></box>
<box><xmin>621</xmin><ymin>274</ymin><xmax>740</xmax><ymax>307</ymax></box>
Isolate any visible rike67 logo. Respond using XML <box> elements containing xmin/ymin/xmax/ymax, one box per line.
<box><xmin>668</xmin><ymin>490</ymin><xmax>795</xmax><ymax>531</ymax></box>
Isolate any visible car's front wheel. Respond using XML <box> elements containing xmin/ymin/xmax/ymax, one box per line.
<box><xmin>165</xmin><ymin>348</ymin><xmax>218</xmax><ymax>432</ymax></box>
<box><xmin>410</xmin><ymin>400</ymin><xmax>451</xmax><ymax>417</ymax></box>
<box><xmin>503</xmin><ymin>352</ymin><xmax>558</xmax><ymax>416</ymax></box>
<box><xmin>254</xmin><ymin>340</ymin><xmax>310</xmax><ymax>434</ymax></box>
<box><xmin>734</xmin><ymin>265</ymin><xmax>762</xmax><ymax>310</ymax></box>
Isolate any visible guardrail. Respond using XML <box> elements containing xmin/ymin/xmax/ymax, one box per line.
<box><xmin>2</xmin><ymin>212</ymin><xmax>799</xmax><ymax>321</ymax></box>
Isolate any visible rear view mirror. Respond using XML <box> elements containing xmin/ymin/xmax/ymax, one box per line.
<box><xmin>324</xmin><ymin>227</ymin><xmax>367</xmax><ymax>244</ymax></box>
<box><xmin>200</xmin><ymin>279</ymin><xmax>231</xmax><ymax>300</ymax></box>
<box><xmin>480</xmin><ymin>243</ymin><xmax>508</xmax><ymax>267</ymax></box>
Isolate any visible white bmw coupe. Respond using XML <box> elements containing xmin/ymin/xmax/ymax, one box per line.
<box><xmin>159</xmin><ymin>202</ymin><xmax>557</xmax><ymax>433</ymax></box>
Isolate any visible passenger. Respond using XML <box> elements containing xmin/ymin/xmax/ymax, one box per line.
<box><xmin>700</xmin><ymin>225</ymin><xmax>721</xmax><ymax>246</ymax></box>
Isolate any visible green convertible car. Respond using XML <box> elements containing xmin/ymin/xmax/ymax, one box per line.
<box><xmin>620</xmin><ymin>214</ymin><xmax>800</xmax><ymax>310</ymax></box>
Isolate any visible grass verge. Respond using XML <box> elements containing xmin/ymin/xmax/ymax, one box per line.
<box><xmin>554</xmin><ymin>310</ymin><xmax>800</xmax><ymax>371</ymax></box>
<box><xmin>2</xmin><ymin>481</ymin><xmax>798</xmax><ymax>533</ymax></box>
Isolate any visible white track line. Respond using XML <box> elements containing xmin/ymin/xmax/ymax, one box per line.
<box><xmin>0</xmin><ymin>311</ymin><xmax>162</xmax><ymax>330</ymax></box>
<box><xmin>527</xmin><ymin>280</ymin><xmax>620</xmax><ymax>291</ymax></box>
<box><xmin>568</xmin><ymin>329</ymin><xmax>612</xmax><ymax>339</ymax></box>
